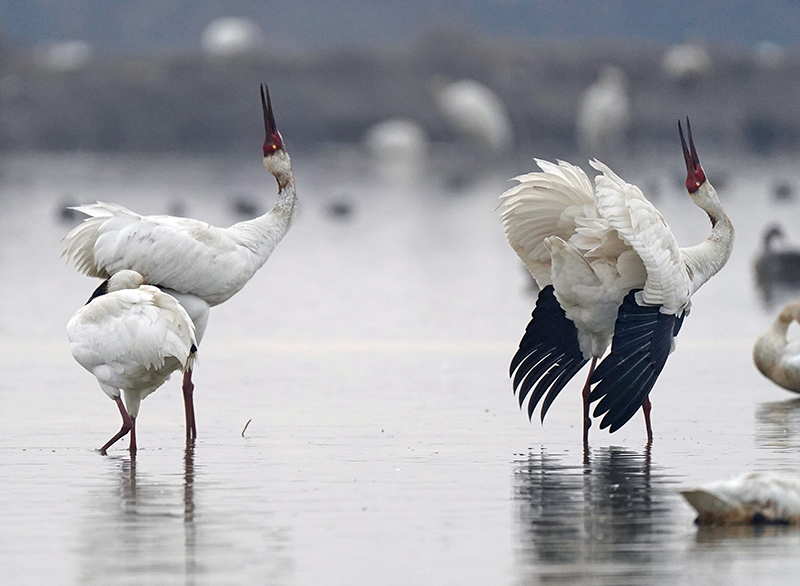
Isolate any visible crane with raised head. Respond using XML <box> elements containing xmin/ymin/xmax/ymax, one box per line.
<box><xmin>63</xmin><ymin>84</ymin><xmax>297</xmax><ymax>441</ymax></box>
<box><xmin>500</xmin><ymin>120</ymin><xmax>733</xmax><ymax>444</ymax></box>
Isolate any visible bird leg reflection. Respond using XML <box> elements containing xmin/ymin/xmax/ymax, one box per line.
<box><xmin>100</xmin><ymin>396</ymin><xmax>134</xmax><ymax>455</ymax></box>
<box><xmin>182</xmin><ymin>369</ymin><xmax>197</xmax><ymax>440</ymax></box>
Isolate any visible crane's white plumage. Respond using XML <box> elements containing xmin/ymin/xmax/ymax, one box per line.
<box><xmin>63</xmin><ymin>199</ymin><xmax>292</xmax><ymax>307</ymax></box>
<box><xmin>754</xmin><ymin>302</ymin><xmax>800</xmax><ymax>393</ymax></box>
<box><xmin>681</xmin><ymin>472</ymin><xmax>800</xmax><ymax>525</ymax></box>
<box><xmin>62</xmin><ymin>84</ymin><xmax>295</xmax><ymax>441</ymax></box>
<box><xmin>592</xmin><ymin>159</ymin><xmax>689</xmax><ymax>313</ymax></box>
<box><xmin>67</xmin><ymin>270</ymin><xmax>197</xmax><ymax>454</ymax></box>
<box><xmin>500</xmin><ymin>120</ymin><xmax>733</xmax><ymax>443</ymax></box>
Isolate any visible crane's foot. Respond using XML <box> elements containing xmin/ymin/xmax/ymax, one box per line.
<box><xmin>100</xmin><ymin>396</ymin><xmax>133</xmax><ymax>455</ymax></box>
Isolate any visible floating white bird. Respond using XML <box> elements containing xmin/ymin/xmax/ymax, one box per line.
<box><xmin>500</xmin><ymin>119</ymin><xmax>733</xmax><ymax>444</ymax></box>
<box><xmin>754</xmin><ymin>224</ymin><xmax>800</xmax><ymax>306</ymax></box>
<box><xmin>62</xmin><ymin>84</ymin><xmax>297</xmax><ymax>440</ymax></box>
<box><xmin>754</xmin><ymin>302</ymin><xmax>800</xmax><ymax>393</ymax></box>
<box><xmin>681</xmin><ymin>472</ymin><xmax>800</xmax><ymax>525</ymax></box>
<box><xmin>67</xmin><ymin>270</ymin><xmax>197</xmax><ymax>455</ymax></box>
<box><xmin>434</xmin><ymin>79</ymin><xmax>514</xmax><ymax>154</ymax></box>
<box><xmin>576</xmin><ymin>66</ymin><xmax>630</xmax><ymax>158</ymax></box>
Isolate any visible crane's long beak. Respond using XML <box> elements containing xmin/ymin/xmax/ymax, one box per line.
<box><xmin>261</xmin><ymin>83</ymin><xmax>284</xmax><ymax>156</ymax></box>
<box><xmin>261</xmin><ymin>84</ymin><xmax>277</xmax><ymax>137</ymax></box>
<box><xmin>679</xmin><ymin>118</ymin><xmax>705</xmax><ymax>193</ymax></box>
<box><xmin>679</xmin><ymin>118</ymin><xmax>699</xmax><ymax>172</ymax></box>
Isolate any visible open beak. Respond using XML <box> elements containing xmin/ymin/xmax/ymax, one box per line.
<box><xmin>679</xmin><ymin>118</ymin><xmax>705</xmax><ymax>193</ymax></box>
<box><xmin>679</xmin><ymin>118</ymin><xmax>699</xmax><ymax>173</ymax></box>
<box><xmin>261</xmin><ymin>84</ymin><xmax>278</xmax><ymax>138</ymax></box>
<box><xmin>261</xmin><ymin>83</ymin><xmax>284</xmax><ymax>156</ymax></box>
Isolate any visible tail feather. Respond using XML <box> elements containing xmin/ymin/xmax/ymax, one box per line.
<box><xmin>61</xmin><ymin>202</ymin><xmax>140</xmax><ymax>278</ymax></box>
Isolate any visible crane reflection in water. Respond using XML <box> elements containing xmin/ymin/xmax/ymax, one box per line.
<box><xmin>513</xmin><ymin>447</ymin><xmax>683</xmax><ymax>584</ymax></box>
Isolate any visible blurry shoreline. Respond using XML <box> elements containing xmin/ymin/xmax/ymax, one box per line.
<box><xmin>1</xmin><ymin>31</ymin><xmax>799</xmax><ymax>160</ymax></box>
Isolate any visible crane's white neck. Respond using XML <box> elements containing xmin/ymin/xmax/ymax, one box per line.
<box><xmin>228</xmin><ymin>150</ymin><xmax>297</xmax><ymax>268</ymax></box>
<box><xmin>681</xmin><ymin>181</ymin><xmax>734</xmax><ymax>294</ymax></box>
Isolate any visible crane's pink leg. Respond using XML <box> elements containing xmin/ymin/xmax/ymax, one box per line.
<box><xmin>642</xmin><ymin>397</ymin><xmax>653</xmax><ymax>444</ymax></box>
<box><xmin>100</xmin><ymin>396</ymin><xmax>133</xmax><ymax>455</ymax></box>
<box><xmin>182</xmin><ymin>369</ymin><xmax>197</xmax><ymax>440</ymax></box>
<box><xmin>129</xmin><ymin>417</ymin><xmax>137</xmax><ymax>454</ymax></box>
<box><xmin>581</xmin><ymin>357</ymin><xmax>598</xmax><ymax>447</ymax></box>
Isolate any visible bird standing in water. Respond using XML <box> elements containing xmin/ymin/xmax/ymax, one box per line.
<box><xmin>62</xmin><ymin>84</ymin><xmax>297</xmax><ymax>441</ymax></box>
<box><xmin>67</xmin><ymin>270</ymin><xmax>197</xmax><ymax>454</ymax></box>
<box><xmin>500</xmin><ymin>120</ymin><xmax>733</xmax><ymax>444</ymax></box>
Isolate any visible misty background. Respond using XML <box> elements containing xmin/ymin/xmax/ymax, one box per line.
<box><xmin>0</xmin><ymin>1</ymin><xmax>799</xmax><ymax>159</ymax></box>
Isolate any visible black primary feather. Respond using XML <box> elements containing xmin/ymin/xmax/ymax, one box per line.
<box><xmin>85</xmin><ymin>278</ymin><xmax>110</xmax><ymax>304</ymax></box>
<box><xmin>588</xmin><ymin>289</ymin><xmax>685</xmax><ymax>432</ymax></box>
<box><xmin>510</xmin><ymin>285</ymin><xmax>589</xmax><ymax>422</ymax></box>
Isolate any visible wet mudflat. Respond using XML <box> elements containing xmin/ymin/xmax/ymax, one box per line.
<box><xmin>2</xmin><ymin>152</ymin><xmax>800</xmax><ymax>585</ymax></box>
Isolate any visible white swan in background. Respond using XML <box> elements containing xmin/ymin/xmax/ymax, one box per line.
<box><xmin>754</xmin><ymin>302</ymin><xmax>800</xmax><ymax>393</ymax></box>
<box><xmin>681</xmin><ymin>472</ymin><xmax>800</xmax><ymax>525</ymax></box>
<box><xmin>500</xmin><ymin>119</ymin><xmax>733</xmax><ymax>445</ymax></box>
<box><xmin>67</xmin><ymin>270</ymin><xmax>197</xmax><ymax>455</ymax></box>
<box><xmin>434</xmin><ymin>78</ymin><xmax>514</xmax><ymax>154</ymax></box>
<box><xmin>577</xmin><ymin>65</ymin><xmax>630</xmax><ymax>158</ymax></box>
<box><xmin>62</xmin><ymin>84</ymin><xmax>297</xmax><ymax>441</ymax></box>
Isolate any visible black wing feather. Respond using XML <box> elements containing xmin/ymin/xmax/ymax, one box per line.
<box><xmin>588</xmin><ymin>289</ymin><xmax>685</xmax><ymax>432</ymax></box>
<box><xmin>510</xmin><ymin>285</ymin><xmax>589</xmax><ymax>421</ymax></box>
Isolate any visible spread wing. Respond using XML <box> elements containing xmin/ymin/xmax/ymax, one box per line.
<box><xmin>588</xmin><ymin>289</ymin><xmax>685</xmax><ymax>432</ymax></box>
<box><xmin>499</xmin><ymin>160</ymin><xmax>596</xmax><ymax>287</ymax></box>
<box><xmin>590</xmin><ymin>160</ymin><xmax>690</xmax><ymax>314</ymax></box>
<box><xmin>510</xmin><ymin>286</ymin><xmax>590</xmax><ymax>421</ymax></box>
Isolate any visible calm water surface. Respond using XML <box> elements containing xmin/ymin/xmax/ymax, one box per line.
<box><xmin>2</xmin><ymin>151</ymin><xmax>800</xmax><ymax>584</ymax></box>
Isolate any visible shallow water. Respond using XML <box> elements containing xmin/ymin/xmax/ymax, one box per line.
<box><xmin>2</xmin><ymin>151</ymin><xmax>800</xmax><ymax>584</ymax></box>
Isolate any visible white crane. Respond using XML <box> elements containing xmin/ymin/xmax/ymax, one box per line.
<box><xmin>67</xmin><ymin>270</ymin><xmax>197</xmax><ymax>455</ymax></box>
<box><xmin>681</xmin><ymin>472</ymin><xmax>800</xmax><ymax>525</ymax></box>
<box><xmin>433</xmin><ymin>78</ymin><xmax>514</xmax><ymax>154</ymax></box>
<box><xmin>576</xmin><ymin>65</ymin><xmax>630</xmax><ymax>158</ymax></box>
<box><xmin>62</xmin><ymin>84</ymin><xmax>297</xmax><ymax>440</ymax></box>
<box><xmin>499</xmin><ymin>120</ymin><xmax>733</xmax><ymax>444</ymax></box>
<box><xmin>754</xmin><ymin>301</ymin><xmax>800</xmax><ymax>393</ymax></box>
